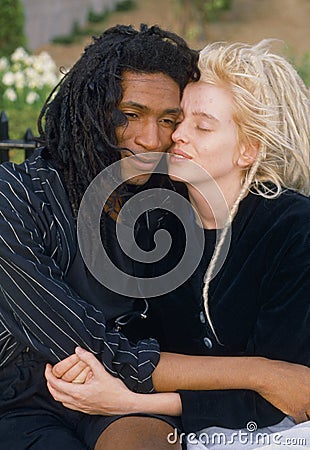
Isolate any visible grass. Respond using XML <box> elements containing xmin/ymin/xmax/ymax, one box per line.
<box><xmin>1</xmin><ymin>105</ymin><xmax>41</xmax><ymax>163</ymax></box>
<box><xmin>2</xmin><ymin>105</ymin><xmax>40</xmax><ymax>139</ymax></box>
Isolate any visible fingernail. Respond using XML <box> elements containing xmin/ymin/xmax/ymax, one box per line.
<box><xmin>75</xmin><ymin>346</ymin><xmax>85</xmax><ymax>355</ymax></box>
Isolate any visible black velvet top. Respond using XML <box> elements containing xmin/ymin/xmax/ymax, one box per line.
<box><xmin>125</xmin><ymin>189</ymin><xmax>310</xmax><ymax>432</ymax></box>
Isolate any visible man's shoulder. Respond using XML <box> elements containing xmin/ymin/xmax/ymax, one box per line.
<box><xmin>0</xmin><ymin>147</ymin><xmax>65</xmax><ymax>206</ymax></box>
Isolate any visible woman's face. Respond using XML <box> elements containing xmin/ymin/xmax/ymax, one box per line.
<box><xmin>169</xmin><ymin>81</ymin><xmax>245</xmax><ymax>192</ymax></box>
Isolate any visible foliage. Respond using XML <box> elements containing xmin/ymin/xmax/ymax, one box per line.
<box><xmin>177</xmin><ymin>0</ymin><xmax>232</xmax><ymax>24</ymax></box>
<box><xmin>0</xmin><ymin>0</ymin><xmax>27</xmax><ymax>57</ymax></box>
<box><xmin>52</xmin><ymin>20</ymin><xmax>99</xmax><ymax>45</ymax></box>
<box><xmin>0</xmin><ymin>47</ymin><xmax>62</xmax><ymax>139</ymax></box>
<box><xmin>88</xmin><ymin>8</ymin><xmax>111</xmax><ymax>24</ymax></box>
<box><xmin>115</xmin><ymin>0</ymin><xmax>136</xmax><ymax>11</ymax></box>
<box><xmin>203</xmin><ymin>0</ymin><xmax>232</xmax><ymax>21</ymax></box>
<box><xmin>291</xmin><ymin>52</ymin><xmax>310</xmax><ymax>86</ymax></box>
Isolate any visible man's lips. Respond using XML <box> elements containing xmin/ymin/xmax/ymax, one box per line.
<box><xmin>132</xmin><ymin>153</ymin><xmax>161</xmax><ymax>164</ymax></box>
<box><xmin>122</xmin><ymin>151</ymin><xmax>163</xmax><ymax>172</ymax></box>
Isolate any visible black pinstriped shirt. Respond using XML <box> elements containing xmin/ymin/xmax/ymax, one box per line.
<box><xmin>0</xmin><ymin>148</ymin><xmax>159</xmax><ymax>393</ymax></box>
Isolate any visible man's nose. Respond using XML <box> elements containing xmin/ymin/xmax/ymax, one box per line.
<box><xmin>135</xmin><ymin>121</ymin><xmax>161</xmax><ymax>151</ymax></box>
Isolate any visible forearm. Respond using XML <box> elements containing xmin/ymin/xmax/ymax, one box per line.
<box><xmin>152</xmin><ymin>352</ymin><xmax>268</xmax><ymax>393</ymax></box>
<box><xmin>153</xmin><ymin>353</ymin><xmax>310</xmax><ymax>425</ymax></box>
<box><xmin>0</xmin><ymin>206</ymin><xmax>159</xmax><ymax>392</ymax></box>
<box><xmin>128</xmin><ymin>392</ymin><xmax>182</xmax><ymax>416</ymax></box>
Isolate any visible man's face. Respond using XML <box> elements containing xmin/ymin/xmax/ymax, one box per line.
<box><xmin>116</xmin><ymin>71</ymin><xmax>181</xmax><ymax>185</ymax></box>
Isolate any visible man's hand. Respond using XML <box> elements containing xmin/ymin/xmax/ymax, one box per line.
<box><xmin>52</xmin><ymin>352</ymin><xmax>91</xmax><ymax>383</ymax></box>
<box><xmin>254</xmin><ymin>359</ymin><xmax>310</xmax><ymax>424</ymax></box>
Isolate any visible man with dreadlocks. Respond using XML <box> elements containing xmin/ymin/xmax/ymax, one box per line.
<box><xmin>1</xmin><ymin>24</ymin><xmax>310</xmax><ymax>450</ymax></box>
<box><xmin>0</xmin><ymin>23</ymin><xmax>199</xmax><ymax>449</ymax></box>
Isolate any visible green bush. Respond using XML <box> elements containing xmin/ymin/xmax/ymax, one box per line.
<box><xmin>202</xmin><ymin>0</ymin><xmax>233</xmax><ymax>21</ymax></box>
<box><xmin>115</xmin><ymin>0</ymin><xmax>136</xmax><ymax>12</ymax></box>
<box><xmin>0</xmin><ymin>0</ymin><xmax>26</xmax><ymax>57</ymax></box>
<box><xmin>88</xmin><ymin>8</ymin><xmax>111</xmax><ymax>24</ymax></box>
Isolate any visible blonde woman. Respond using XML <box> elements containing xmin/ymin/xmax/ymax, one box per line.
<box><xmin>165</xmin><ymin>39</ymin><xmax>310</xmax><ymax>448</ymax></box>
<box><xmin>45</xmin><ymin>40</ymin><xmax>310</xmax><ymax>449</ymax></box>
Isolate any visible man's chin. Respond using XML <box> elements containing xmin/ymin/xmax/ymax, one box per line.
<box><xmin>121</xmin><ymin>158</ymin><xmax>158</xmax><ymax>185</ymax></box>
<box><xmin>126</xmin><ymin>173</ymin><xmax>152</xmax><ymax>185</ymax></box>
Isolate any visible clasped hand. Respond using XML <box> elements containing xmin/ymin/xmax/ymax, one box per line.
<box><xmin>45</xmin><ymin>347</ymin><xmax>310</xmax><ymax>424</ymax></box>
<box><xmin>45</xmin><ymin>347</ymin><xmax>136</xmax><ymax>416</ymax></box>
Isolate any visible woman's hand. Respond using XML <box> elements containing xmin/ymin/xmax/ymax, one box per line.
<box><xmin>45</xmin><ymin>347</ymin><xmax>182</xmax><ymax>416</ymax></box>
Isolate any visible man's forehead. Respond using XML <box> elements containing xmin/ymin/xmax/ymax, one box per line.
<box><xmin>119</xmin><ymin>71</ymin><xmax>181</xmax><ymax>113</ymax></box>
<box><xmin>120</xmin><ymin>70</ymin><xmax>179</xmax><ymax>89</ymax></box>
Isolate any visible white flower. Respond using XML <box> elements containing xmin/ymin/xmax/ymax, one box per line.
<box><xmin>12</xmin><ymin>62</ymin><xmax>22</xmax><ymax>72</ymax></box>
<box><xmin>26</xmin><ymin>91</ymin><xmax>40</xmax><ymax>104</ymax></box>
<box><xmin>1</xmin><ymin>47</ymin><xmax>60</xmax><ymax>107</ymax></box>
<box><xmin>4</xmin><ymin>88</ymin><xmax>17</xmax><ymax>102</ymax></box>
<box><xmin>11</xmin><ymin>47</ymin><xmax>29</xmax><ymax>63</ymax></box>
<box><xmin>0</xmin><ymin>57</ymin><xmax>9</xmax><ymax>71</ymax></box>
<box><xmin>2</xmin><ymin>71</ymin><xmax>15</xmax><ymax>86</ymax></box>
<box><xmin>14</xmin><ymin>71</ymin><xmax>26</xmax><ymax>89</ymax></box>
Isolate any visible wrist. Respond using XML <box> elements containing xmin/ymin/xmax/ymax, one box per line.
<box><xmin>246</xmin><ymin>356</ymin><xmax>271</xmax><ymax>393</ymax></box>
<box><xmin>129</xmin><ymin>392</ymin><xmax>182</xmax><ymax>416</ymax></box>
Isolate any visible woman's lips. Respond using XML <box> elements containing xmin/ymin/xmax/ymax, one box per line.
<box><xmin>169</xmin><ymin>148</ymin><xmax>192</xmax><ymax>162</ymax></box>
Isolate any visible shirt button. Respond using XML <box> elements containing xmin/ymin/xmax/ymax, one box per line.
<box><xmin>199</xmin><ymin>311</ymin><xmax>206</xmax><ymax>324</ymax></box>
<box><xmin>203</xmin><ymin>337</ymin><xmax>213</xmax><ymax>349</ymax></box>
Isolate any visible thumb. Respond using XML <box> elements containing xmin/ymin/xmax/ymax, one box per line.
<box><xmin>75</xmin><ymin>347</ymin><xmax>103</xmax><ymax>375</ymax></box>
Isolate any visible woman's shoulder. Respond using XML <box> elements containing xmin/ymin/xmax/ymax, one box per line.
<box><xmin>262</xmin><ymin>189</ymin><xmax>310</xmax><ymax>216</ymax></box>
<box><xmin>254</xmin><ymin>189</ymin><xmax>310</xmax><ymax>239</ymax></box>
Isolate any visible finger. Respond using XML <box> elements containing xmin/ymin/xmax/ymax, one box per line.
<box><xmin>52</xmin><ymin>354</ymin><xmax>80</xmax><ymax>378</ymax></box>
<box><xmin>75</xmin><ymin>347</ymin><xmax>107</xmax><ymax>376</ymax></box>
<box><xmin>46</xmin><ymin>363</ymin><xmax>84</xmax><ymax>397</ymax></box>
<box><xmin>71</xmin><ymin>366</ymin><xmax>92</xmax><ymax>384</ymax></box>
<box><xmin>45</xmin><ymin>363</ymin><xmax>55</xmax><ymax>382</ymax></box>
<box><xmin>61</xmin><ymin>360</ymin><xmax>89</xmax><ymax>382</ymax></box>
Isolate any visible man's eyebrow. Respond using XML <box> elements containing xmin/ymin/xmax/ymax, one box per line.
<box><xmin>192</xmin><ymin>111</ymin><xmax>219</xmax><ymax>122</ymax></box>
<box><xmin>120</xmin><ymin>101</ymin><xmax>148</xmax><ymax>110</ymax></box>
<box><xmin>165</xmin><ymin>107</ymin><xmax>182</xmax><ymax>115</ymax></box>
<box><xmin>120</xmin><ymin>101</ymin><xmax>181</xmax><ymax>115</ymax></box>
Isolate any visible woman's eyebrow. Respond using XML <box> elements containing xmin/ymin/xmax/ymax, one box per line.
<box><xmin>192</xmin><ymin>111</ymin><xmax>219</xmax><ymax>122</ymax></box>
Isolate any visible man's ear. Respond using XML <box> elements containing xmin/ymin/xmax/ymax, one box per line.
<box><xmin>237</xmin><ymin>140</ymin><xmax>260</xmax><ymax>168</ymax></box>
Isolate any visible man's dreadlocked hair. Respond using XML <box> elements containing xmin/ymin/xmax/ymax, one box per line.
<box><xmin>38</xmin><ymin>24</ymin><xmax>199</xmax><ymax>217</ymax></box>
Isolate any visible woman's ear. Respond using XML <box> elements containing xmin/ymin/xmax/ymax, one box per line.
<box><xmin>237</xmin><ymin>140</ymin><xmax>260</xmax><ymax>168</ymax></box>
